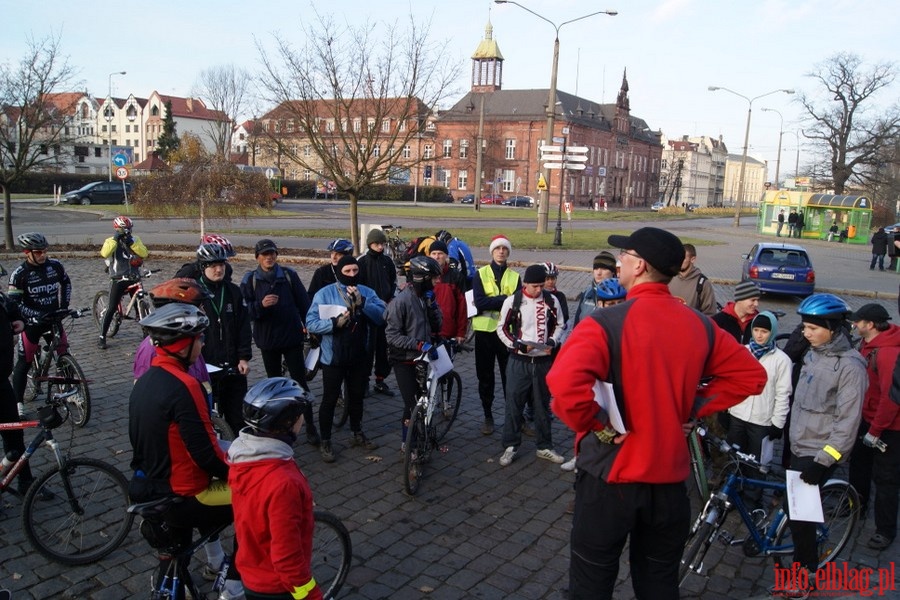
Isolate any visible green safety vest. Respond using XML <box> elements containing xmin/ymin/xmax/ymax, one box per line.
<box><xmin>472</xmin><ymin>265</ymin><xmax>519</xmax><ymax>332</ymax></box>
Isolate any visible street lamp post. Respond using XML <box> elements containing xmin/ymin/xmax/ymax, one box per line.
<box><xmin>494</xmin><ymin>0</ymin><xmax>616</xmax><ymax>234</ymax></box>
<box><xmin>761</xmin><ymin>107</ymin><xmax>784</xmax><ymax>190</ymax></box>
<box><xmin>107</xmin><ymin>71</ymin><xmax>126</xmax><ymax>181</ymax></box>
<box><xmin>708</xmin><ymin>86</ymin><xmax>794</xmax><ymax>227</ymax></box>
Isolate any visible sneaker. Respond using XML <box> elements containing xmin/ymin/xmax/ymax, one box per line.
<box><xmin>536</xmin><ymin>448</ymin><xmax>565</xmax><ymax>464</ymax></box>
<box><xmin>373</xmin><ymin>381</ymin><xmax>394</xmax><ymax>396</ymax></box>
<box><xmin>481</xmin><ymin>418</ymin><xmax>495</xmax><ymax>436</ymax></box>
<box><xmin>320</xmin><ymin>440</ymin><xmax>335</xmax><ymax>463</ymax></box>
<box><xmin>97</xmin><ymin>336</ymin><xmax>107</xmax><ymax>350</ymax></box>
<box><xmin>306</xmin><ymin>426</ymin><xmax>321</xmax><ymax>447</ymax></box>
<box><xmin>522</xmin><ymin>421</ymin><xmax>535</xmax><ymax>437</ymax></box>
<box><xmin>499</xmin><ymin>446</ymin><xmax>517</xmax><ymax>467</ymax></box>
<box><xmin>560</xmin><ymin>456</ymin><xmax>577</xmax><ymax>472</ymax></box>
<box><xmin>868</xmin><ymin>533</ymin><xmax>893</xmax><ymax>550</ymax></box>
<box><xmin>351</xmin><ymin>432</ymin><xmax>378</xmax><ymax>451</ymax></box>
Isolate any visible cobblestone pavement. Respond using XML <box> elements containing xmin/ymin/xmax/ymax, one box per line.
<box><xmin>0</xmin><ymin>250</ymin><xmax>897</xmax><ymax>598</ymax></box>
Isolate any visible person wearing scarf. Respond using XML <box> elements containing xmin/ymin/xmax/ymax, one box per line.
<box><xmin>725</xmin><ymin>311</ymin><xmax>792</xmax><ymax>507</ymax></box>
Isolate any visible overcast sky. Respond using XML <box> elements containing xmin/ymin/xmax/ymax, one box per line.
<box><xmin>4</xmin><ymin>0</ymin><xmax>898</xmax><ymax>181</ymax></box>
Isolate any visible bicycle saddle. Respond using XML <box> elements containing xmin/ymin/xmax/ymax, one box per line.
<box><xmin>128</xmin><ymin>495</ymin><xmax>185</xmax><ymax>519</ymax></box>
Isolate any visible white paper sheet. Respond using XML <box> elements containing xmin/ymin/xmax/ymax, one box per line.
<box><xmin>593</xmin><ymin>380</ymin><xmax>627</xmax><ymax>434</ymax></box>
<box><xmin>318</xmin><ymin>304</ymin><xmax>348</xmax><ymax>320</ymax></box>
<box><xmin>304</xmin><ymin>347</ymin><xmax>320</xmax><ymax>371</ymax></box>
<box><xmin>427</xmin><ymin>344</ymin><xmax>453</xmax><ymax>379</ymax></box>
<box><xmin>786</xmin><ymin>469</ymin><xmax>824</xmax><ymax>523</ymax></box>
<box><xmin>465</xmin><ymin>289</ymin><xmax>477</xmax><ymax>318</ymax></box>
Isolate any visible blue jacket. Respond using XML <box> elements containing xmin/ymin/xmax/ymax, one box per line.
<box><xmin>306</xmin><ymin>283</ymin><xmax>385</xmax><ymax>367</ymax></box>
<box><xmin>240</xmin><ymin>265</ymin><xmax>309</xmax><ymax>350</ymax></box>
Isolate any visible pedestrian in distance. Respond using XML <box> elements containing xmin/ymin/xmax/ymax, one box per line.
<box><xmin>870</xmin><ymin>227</ymin><xmax>889</xmax><ymax>271</ymax></box>
<box><xmin>240</xmin><ymin>239</ymin><xmax>319</xmax><ymax>446</ymax></box>
<box><xmin>828</xmin><ymin>221</ymin><xmax>839</xmax><ymax>242</ymax></box>
<box><xmin>788</xmin><ymin>209</ymin><xmax>798</xmax><ymax>237</ymax></box>
<box><xmin>227</xmin><ymin>378</ymin><xmax>322</xmax><ymax>600</ymax></box>
<box><xmin>496</xmin><ymin>264</ymin><xmax>566</xmax><ymax>467</ymax></box>
<box><xmin>98</xmin><ymin>216</ymin><xmax>149</xmax><ymax>349</ymax></box>
<box><xmin>357</xmin><ymin>228</ymin><xmax>397</xmax><ymax>397</ymax></box>
<box><xmin>795</xmin><ymin>211</ymin><xmax>805</xmax><ymax>238</ymax></box>
<box><xmin>777</xmin><ymin>209</ymin><xmax>785</xmax><ymax>237</ymax></box>
<box><xmin>472</xmin><ymin>235</ymin><xmax>520</xmax><ymax>435</ymax></box>
<box><xmin>548</xmin><ymin>226</ymin><xmax>766</xmax><ymax>600</ymax></box>
<box><xmin>306</xmin><ymin>255</ymin><xmax>386</xmax><ymax>463</ymax></box>
<box><xmin>667</xmin><ymin>243</ymin><xmax>717</xmax><ymax>316</ymax></box>
<box><xmin>847</xmin><ymin>303</ymin><xmax>900</xmax><ymax>550</ymax></box>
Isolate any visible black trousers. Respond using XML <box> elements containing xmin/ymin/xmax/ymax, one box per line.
<box><xmin>872</xmin><ymin>429</ymin><xmax>900</xmax><ymax>540</ymax></box>
<box><xmin>786</xmin><ymin>454</ymin><xmax>839</xmax><ymax>572</ymax></box>
<box><xmin>570</xmin><ymin>473</ymin><xmax>689</xmax><ymax>599</ymax></box>
<box><xmin>366</xmin><ymin>324</ymin><xmax>391</xmax><ymax>381</ymax></box>
<box><xmin>848</xmin><ymin>420</ymin><xmax>874</xmax><ymax>512</ymax></box>
<box><xmin>0</xmin><ymin>378</ymin><xmax>33</xmax><ymax>481</ymax></box>
<box><xmin>319</xmin><ymin>362</ymin><xmax>368</xmax><ymax>440</ymax></box>
<box><xmin>209</xmin><ymin>372</ymin><xmax>248</xmax><ymax>436</ymax></box>
<box><xmin>726</xmin><ymin>416</ymin><xmax>769</xmax><ymax>502</ymax></box>
<box><xmin>393</xmin><ymin>362</ymin><xmax>419</xmax><ymax>424</ymax></box>
<box><xmin>100</xmin><ymin>279</ymin><xmax>132</xmax><ymax>338</ymax></box>
<box><xmin>474</xmin><ymin>330</ymin><xmax>509</xmax><ymax>419</ymax></box>
<box><xmin>260</xmin><ymin>345</ymin><xmax>315</xmax><ymax>431</ymax></box>
<box><xmin>158</xmin><ymin>496</ymin><xmax>240</xmax><ymax>586</ymax></box>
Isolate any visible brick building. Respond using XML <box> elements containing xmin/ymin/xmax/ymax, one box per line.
<box><xmin>432</xmin><ymin>21</ymin><xmax>663</xmax><ymax>208</ymax></box>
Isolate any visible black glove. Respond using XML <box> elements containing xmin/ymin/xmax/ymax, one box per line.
<box><xmin>799</xmin><ymin>461</ymin><xmax>828</xmax><ymax>486</ymax></box>
<box><xmin>767</xmin><ymin>425</ymin><xmax>783</xmax><ymax>440</ymax></box>
<box><xmin>123</xmin><ymin>235</ymin><xmax>134</xmax><ymax>246</ymax></box>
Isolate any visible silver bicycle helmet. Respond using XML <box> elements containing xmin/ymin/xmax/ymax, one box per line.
<box><xmin>243</xmin><ymin>377</ymin><xmax>313</xmax><ymax>434</ymax></box>
<box><xmin>197</xmin><ymin>243</ymin><xmax>229</xmax><ymax>266</ymax></box>
<box><xmin>17</xmin><ymin>232</ymin><xmax>48</xmax><ymax>251</ymax></box>
<box><xmin>140</xmin><ymin>303</ymin><xmax>209</xmax><ymax>346</ymax></box>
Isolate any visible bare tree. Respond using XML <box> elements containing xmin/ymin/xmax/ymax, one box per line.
<box><xmin>0</xmin><ymin>32</ymin><xmax>79</xmax><ymax>248</ymax></box>
<box><xmin>798</xmin><ymin>53</ymin><xmax>900</xmax><ymax>194</ymax></box>
<box><xmin>131</xmin><ymin>132</ymin><xmax>272</xmax><ymax>238</ymax></box>
<box><xmin>256</xmin><ymin>13</ymin><xmax>460</xmax><ymax>249</ymax></box>
<box><xmin>193</xmin><ymin>64</ymin><xmax>253</xmax><ymax>159</ymax></box>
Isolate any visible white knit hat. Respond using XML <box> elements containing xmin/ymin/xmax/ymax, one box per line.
<box><xmin>489</xmin><ymin>235</ymin><xmax>512</xmax><ymax>253</ymax></box>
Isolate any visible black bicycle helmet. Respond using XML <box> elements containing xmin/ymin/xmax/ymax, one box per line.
<box><xmin>17</xmin><ymin>232</ymin><xmax>48</xmax><ymax>251</ymax></box>
<box><xmin>435</xmin><ymin>229</ymin><xmax>453</xmax><ymax>244</ymax></box>
<box><xmin>197</xmin><ymin>242</ymin><xmax>229</xmax><ymax>266</ymax></box>
<box><xmin>797</xmin><ymin>293</ymin><xmax>850</xmax><ymax>319</ymax></box>
<box><xmin>243</xmin><ymin>377</ymin><xmax>313</xmax><ymax>435</ymax></box>
<box><xmin>140</xmin><ymin>303</ymin><xmax>209</xmax><ymax>346</ymax></box>
<box><xmin>327</xmin><ymin>238</ymin><xmax>354</xmax><ymax>255</ymax></box>
<box><xmin>408</xmin><ymin>255</ymin><xmax>441</xmax><ymax>280</ymax></box>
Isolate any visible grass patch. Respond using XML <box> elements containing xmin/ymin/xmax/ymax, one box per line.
<box><xmin>50</xmin><ymin>203</ymin><xmax>299</xmax><ymax>218</ymax></box>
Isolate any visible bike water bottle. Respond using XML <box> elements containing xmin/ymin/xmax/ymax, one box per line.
<box><xmin>212</xmin><ymin>555</ymin><xmax>230</xmax><ymax>592</ymax></box>
<box><xmin>0</xmin><ymin>450</ymin><xmax>21</xmax><ymax>477</ymax></box>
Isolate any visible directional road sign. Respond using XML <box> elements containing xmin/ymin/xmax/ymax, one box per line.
<box><xmin>113</xmin><ymin>154</ymin><xmax>128</xmax><ymax>167</ymax></box>
<box><xmin>541</xmin><ymin>153</ymin><xmax>588</xmax><ymax>162</ymax></box>
<box><xmin>544</xmin><ymin>162</ymin><xmax>586</xmax><ymax>171</ymax></box>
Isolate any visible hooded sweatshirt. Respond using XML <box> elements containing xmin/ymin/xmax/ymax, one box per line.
<box><xmin>727</xmin><ymin>311</ymin><xmax>792</xmax><ymax>428</ymax></box>
<box><xmin>858</xmin><ymin>323</ymin><xmax>900</xmax><ymax>436</ymax></box>
<box><xmin>227</xmin><ymin>433</ymin><xmax>321</xmax><ymax>600</ymax></box>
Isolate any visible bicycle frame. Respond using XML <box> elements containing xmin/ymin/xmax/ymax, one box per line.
<box><xmin>0</xmin><ymin>396</ymin><xmax>75</xmax><ymax>494</ymax></box>
<box><xmin>119</xmin><ymin>279</ymin><xmax>148</xmax><ymax>319</ymax></box>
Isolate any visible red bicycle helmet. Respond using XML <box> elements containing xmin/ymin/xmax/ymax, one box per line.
<box><xmin>201</xmin><ymin>234</ymin><xmax>236</xmax><ymax>258</ymax></box>
<box><xmin>113</xmin><ymin>216</ymin><xmax>133</xmax><ymax>231</ymax></box>
<box><xmin>149</xmin><ymin>278</ymin><xmax>211</xmax><ymax>307</ymax></box>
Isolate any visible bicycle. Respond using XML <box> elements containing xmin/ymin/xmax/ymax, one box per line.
<box><xmin>380</xmin><ymin>224</ymin><xmax>409</xmax><ymax>273</ymax></box>
<box><xmin>679</xmin><ymin>430</ymin><xmax>860</xmax><ymax>586</ymax></box>
<box><xmin>0</xmin><ymin>383</ymin><xmax>133</xmax><ymax>564</ymax></box>
<box><xmin>22</xmin><ymin>307</ymin><xmax>92</xmax><ymax>427</ymax></box>
<box><xmin>129</xmin><ymin>496</ymin><xmax>352</xmax><ymax>600</ymax></box>
<box><xmin>92</xmin><ymin>268</ymin><xmax>157</xmax><ymax>337</ymax></box>
<box><xmin>403</xmin><ymin>341</ymin><xmax>463</xmax><ymax>496</ymax></box>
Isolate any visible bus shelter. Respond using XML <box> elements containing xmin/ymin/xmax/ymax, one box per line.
<box><xmin>758</xmin><ymin>191</ymin><xmax>872</xmax><ymax>245</ymax></box>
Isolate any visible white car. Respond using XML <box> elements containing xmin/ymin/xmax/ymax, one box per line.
<box><xmin>651</xmin><ymin>201</ymin><xmax>665</xmax><ymax>211</ymax></box>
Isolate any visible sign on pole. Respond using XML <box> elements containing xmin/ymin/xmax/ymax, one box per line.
<box><xmin>115</xmin><ymin>166</ymin><xmax>129</xmax><ymax>180</ymax></box>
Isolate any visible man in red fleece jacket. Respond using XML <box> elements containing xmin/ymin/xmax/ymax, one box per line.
<box><xmin>548</xmin><ymin>227</ymin><xmax>767</xmax><ymax>600</ymax></box>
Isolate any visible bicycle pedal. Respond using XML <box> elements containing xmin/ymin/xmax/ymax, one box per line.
<box><xmin>716</xmin><ymin>531</ymin><xmax>735</xmax><ymax>545</ymax></box>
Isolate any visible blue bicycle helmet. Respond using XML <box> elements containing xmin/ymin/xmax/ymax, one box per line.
<box><xmin>595</xmin><ymin>278</ymin><xmax>627</xmax><ymax>301</ymax></box>
<box><xmin>327</xmin><ymin>238</ymin><xmax>354</xmax><ymax>255</ymax></box>
<box><xmin>797</xmin><ymin>293</ymin><xmax>850</xmax><ymax>319</ymax></box>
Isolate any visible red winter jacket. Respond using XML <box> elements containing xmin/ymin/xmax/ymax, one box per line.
<box><xmin>549</xmin><ymin>282</ymin><xmax>766</xmax><ymax>484</ymax></box>
<box><xmin>859</xmin><ymin>324</ymin><xmax>900</xmax><ymax>436</ymax></box>
<box><xmin>434</xmin><ymin>265</ymin><xmax>468</xmax><ymax>340</ymax></box>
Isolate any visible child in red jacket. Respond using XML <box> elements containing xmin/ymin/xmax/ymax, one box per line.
<box><xmin>228</xmin><ymin>378</ymin><xmax>321</xmax><ymax>600</ymax></box>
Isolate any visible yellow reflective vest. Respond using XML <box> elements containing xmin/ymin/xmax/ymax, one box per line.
<box><xmin>472</xmin><ymin>265</ymin><xmax>519</xmax><ymax>332</ymax></box>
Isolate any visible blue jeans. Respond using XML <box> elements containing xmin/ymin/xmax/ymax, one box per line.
<box><xmin>871</xmin><ymin>253</ymin><xmax>886</xmax><ymax>270</ymax></box>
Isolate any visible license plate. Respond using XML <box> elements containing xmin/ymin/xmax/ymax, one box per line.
<box><xmin>771</xmin><ymin>273</ymin><xmax>795</xmax><ymax>280</ymax></box>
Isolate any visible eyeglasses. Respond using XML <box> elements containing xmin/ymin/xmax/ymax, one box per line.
<box><xmin>618</xmin><ymin>250</ymin><xmax>642</xmax><ymax>260</ymax></box>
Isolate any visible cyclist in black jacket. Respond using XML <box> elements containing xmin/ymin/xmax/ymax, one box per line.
<box><xmin>195</xmin><ymin>243</ymin><xmax>253</xmax><ymax>434</ymax></box>
<box><xmin>8</xmin><ymin>232</ymin><xmax>72</xmax><ymax>414</ymax></box>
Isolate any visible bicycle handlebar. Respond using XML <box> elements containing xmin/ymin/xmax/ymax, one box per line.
<box><xmin>28</xmin><ymin>307</ymin><xmax>90</xmax><ymax>325</ymax></box>
<box><xmin>695</xmin><ymin>427</ymin><xmax>764</xmax><ymax>470</ymax></box>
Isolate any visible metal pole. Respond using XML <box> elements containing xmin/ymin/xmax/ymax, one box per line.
<box><xmin>774</xmin><ymin>129</ymin><xmax>783</xmax><ymax>190</ymax></box>
<box><xmin>473</xmin><ymin>94</ymin><xmax>485</xmax><ymax>212</ymax></box>
<box><xmin>107</xmin><ymin>71</ymin><xmax>126</xmax><ymax>182</ymax></box>
<box><xmin>553</xmin><ymin>136</ymin><xmax>566</xmax><ymax>246</ymax></box>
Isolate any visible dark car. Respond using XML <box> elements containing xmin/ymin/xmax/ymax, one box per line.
<box><xmin>64</xmin><ymin>181</ymin><xmax>133</xmax><ymax>205</ymax></box>
<box><xmin>741</xmin><ymin>242</ymin><xmax>815</xmax><ymax>297</ymax></box>
<box><xmin>687</xmin><ymin>203</ymin><xmax>700</xmax><ymax>212</ymax></box>
<box><xmin>480</xmin><ymin>193</ymin><xmax>504</xmax><ymax>205</ymax></box>
<box><xmin>460</xmin><ymin>194</ymin><xmax>476</xmax><ymax>204</ymax></box>
<box><xmin>501</xmin><ymin>195</ymin><xmax>534</xmax><ymax>208</ymax></box>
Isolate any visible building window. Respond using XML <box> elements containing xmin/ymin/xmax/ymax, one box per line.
<box><xmin>325</xmin><ymin>120</ymin><xmax>335</xmax><ymax>132</ymax></box>
<box><xmin>372</xmin><ymin>145</ymin><xmax>380</xmax><ymax>157</ymax></box>
<box><xmin>367</xmin><ymin>119</ymin><xmax>375</xmax><ymax>132</ymax></box>
<box><xmin>353</xmin><ymin>118</ymin><xmax>361</xmax><ymax>132</ymax></box>
<box><xmin>439</xmin><ymin>168</ymin><xmax>451</xmax><ymax>187</ymax></box>
<box><xmin>126</xmin><ymin>139</ymin><xmax>130</xmax><ymax>146</ymax></box>
<box><xmin>382</xmin><ymin>119</ymin><xmax>390</xmax><ymax>133</ymax></box>
<box><xmin>458</xmin><ymin>169</ymin><xmax>468</xmax><ymax>190</ymax></box>
<box><xmin>102</xmin><ymin>125</ymin><xmax>108</xmax><ymax>133</ymax></box>
<box><xmin>616</xmin><ymin>151</ymin><xmax>625</xmax><ymax>169</ymax></box>
<box><xmin>502</xmin><ymin>169</ymin><xmax>515</xmax><ymax>192</ymax></box>
<box><xmin>459</xmin><ymin>140</ymin><xmax>469</xmax><ymax>159</ymax></box>
<box><xmin>399</xmin><ymin>120</ymin><xmax>406</xmax><ymax>132</ymax></box>
<box><xmin>303</xmin><ymin>145</ymin><xmax>312</xmax><ymax>157</ymax></box>
<box><xmin>505</xmin><ymin>139</ymin><xmax>516</xmax><ymax>160</ymax></box>
<box><xmin>304</xmin><ymin>170</ymin><xmax>311</xmax><ymax>181</ymax></box>
<box><xmin>423</xmin><ymin>145</ymin><xmax>433</xmax><ymax>159</ymax></box>
<box><xmin>402</xmin><ymin>145</ymin><xmax>411</xmax><ymax>159</ymax></box>
<box><xmin>442</xmin><ymin>139</ymin><xmax>452</xmax><ymax>158</ymax></box>
<box><xmin>94</xmin><ymin>147</ymin><xmax>101</xmax><ymax>158</ymax></box>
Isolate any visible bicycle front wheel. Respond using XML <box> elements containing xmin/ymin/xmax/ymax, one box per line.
<box><xmin>210</xmin><ymin>413</ymin><xmax>235</xmax><ymax>442</ymax></box>
<box><xmin>92</xmin><ymin>290</ymin><xmax>121</xmax><ymax>338</ymax></box>
<box><xmin>679</xmin><ymin>519</ymin><xmax>717</xmax><ymax>586</ymax></box>
<box><xmin>312</xmin><ymin>510</ymin><xmax>352</xmax><ymax>600</ymax></box>
<box><xmin>22</xmin><ymin>458</ymin><xmax>134</xmax><ymax>565</ymax></box>
<box><xmin>137</xmin><ymin>296</ymin><xmax>153</xmax><ymax>322</ymax></box>
<box><xmin>772</xmin><ymin>480</ymin><xmax>860</xmax><ymax>569</ymax></box>
<box><xmin>55</xmin><ymin>354</ymin><xmax>91</xmax><ymax>427</ymax></box>
<box><xmin>432</xmin><ymin>371</ymin><xmax>461</xmax><ymax>442</ymax></box>
<box><xmin>403</xmin><ymin>406</ymin><xmax>427</xmax><ymax>496</ymax></box>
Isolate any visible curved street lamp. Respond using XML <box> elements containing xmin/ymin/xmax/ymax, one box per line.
<box><xmin>708</xmin><ymin>86</ymin><xmax>794</xmax><ymax>227</ymax></box>
<box><xmin>495</xmin><ymin>0</ymin><xmax>617</xmax><ymax>235</ymax></box>
<box><xmin>761</xmin><ymin>107</ymin><xmax>784</xmax><ymax>190</ymax></box>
